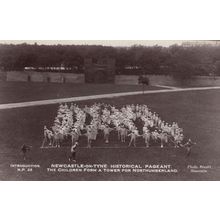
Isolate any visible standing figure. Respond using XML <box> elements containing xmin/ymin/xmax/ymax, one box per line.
<box><xmin>182</xmin><ymin>139</ymin><xmax>196</xmax><ymax>157</ymax></box>
<box><xmin>173</xmin><ymin>133</ymin><xmax>184</xmax><ymax>148</ymax></box>
<box><xmin>21</xmin><ymin>144</ymin><xmax>32</xmax><ymax>161</ymax></box>
<box><xmin>71</xmin><ymin>129</ymin><xmax>80</xmax><ymax>145</ymax></box>
<box><xmin>116</xmin><ymin>126</ymin><xmax>122</xmax><ymax>141</ymax></box>
<box><xmin>53</xmin><ymin>131</ymin><xmax>63</xmax><ymax>148</ymax></box>
<box><xmin>128</xmin><ymin>129</ymin><xmax>140</xmax><ymax>147</ymax></box>
<box><xmin>42</xmin><ymin>126</ymin><xmax>53</xmax><ymax>148</ymax></box>
<box><xmin>103</xmin><ymin>125</ymin><xmax>114</xmax><ymax>144</ymax></box>
<box><xmin>69</xmin><ymin>142</ymin><xmax>78</xmax><ymax>162</ymax></box>
<box><xmin>91</xmin><ymin>125</ymin><xmax>98</xmax><ymax>142</ymax></box>
<box><xmin>159</xmin><ymin>132</ymin><xmax>168</xmax><ymax>148</ymax></box>
<box><xmin>142</xmin><ymin>130</ymin><xmax>151</xmax><ymax>148</ymax></box>
<box><xmin>151</xmin><ymin>130</ymin><xmax>159</xmax><ymax>144</ymax></box>
<box><xmin>85</xmin><ymin>126</ymin><xmax>93</xmax><ymax>148</ymax></box>
<box><xmin>120</xmin><ymin>126</ymin><xmax>128</xmax><ymax>143</ymax></box>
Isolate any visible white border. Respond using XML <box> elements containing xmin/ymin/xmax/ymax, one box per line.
<box><xmin>0</xmin><ymin>182</ymin><xmax>219</xmax><ymax>220</ymax></box>
<box><xmin>0</xmin><ymin>0</ymin><xmax>219</xmax><ymax>40</ymax></box>
<box><xmin>0</xmin><ymin>0</ymin><xmax>219</xmax><ymax>220</ymax></box>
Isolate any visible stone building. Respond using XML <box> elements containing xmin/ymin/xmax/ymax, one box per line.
<box><xmin>84</xmin><ymin>58</ymin><xmax>115</xmax><ymax>83</ymax></box>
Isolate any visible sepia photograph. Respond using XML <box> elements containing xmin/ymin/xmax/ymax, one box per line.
<box><xmin>1</xmin><ymin>0</ymin><xmax>220</xmax><ymax>219</ymax></box>
<box><xmin>0</xmin><ymin>40</ymin><xmax>219</xmax><ymax>181</ymax></box>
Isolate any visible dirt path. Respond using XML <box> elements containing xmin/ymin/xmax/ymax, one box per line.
<box><xmin>0</xmin><ymin>86</ymin><xmax>220</xmax><ymax>110</ymax></box>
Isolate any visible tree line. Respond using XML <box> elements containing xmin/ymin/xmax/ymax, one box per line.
<box><xmin>1</xmin><ymin>43</ymin><xmax>220</xmax><ymax>78</ymax></box>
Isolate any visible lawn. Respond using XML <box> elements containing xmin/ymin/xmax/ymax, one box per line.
<box><xmin>0</xmin><ymin>81</ymin><xmax>160</xmax><ymax>104</ymax></box>
<box><xmin>0</xmin><ymin>87</ymin><xmax>219</xmax><ymax>180</ymax></box>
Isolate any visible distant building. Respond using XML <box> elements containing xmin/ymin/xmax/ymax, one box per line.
<box><xmin>24</xmin><ymin>63</ymin><xmax>78</xmax><ymax>72</ymax></box>
<box><xmin>84</xmin><ymin>58</ymin><xmax>115</xmax><ymax>83</ymax></box>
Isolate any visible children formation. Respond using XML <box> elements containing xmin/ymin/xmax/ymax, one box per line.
<box><xmin>42</xmin><ymin>102</ymin><xmax>195</xmax><ymax>154</ymax></box>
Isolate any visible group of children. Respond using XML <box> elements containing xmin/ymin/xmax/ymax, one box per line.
<box><xmin>42</xmin><ymin>103</ymin><xmax>196</xmax><ymax>160</ymax></box>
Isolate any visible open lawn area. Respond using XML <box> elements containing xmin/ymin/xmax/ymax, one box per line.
<box><xmin>0</xmin><ymin>82</ymin><xmax>161</xmax><ymax>104</ymax></box>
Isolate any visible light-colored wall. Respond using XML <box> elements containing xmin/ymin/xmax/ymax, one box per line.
<box><xmin>4</xmin><ymin>71</ymin><xmax>220</xmax><ymax>86</ymax></box>
<box><xmin>115</xmin><ymin>74</ymin><xmax>177</xmax><ymax>86</ymax></box>
<box><xmin>6</xmin><ymin>71</ymin><xmax>85</xmax><ymax>83</ymax></box>
<box><xmin>146</xmin><ymin>75</ymin><xmax>175</xmax><ymax>86</ymax></box>
<box><xmin>63</xmin><ymin>73</ymin><xmax>85</xmax><ymax>83</ymax></box>
<box><xmin>47</xmin><ymin>72</ymin><xmax>63</xmax><ymax>83</ymax></box>
<box><xmin>6</xmin><ymin>71</ymin><xmax>28</xmax><ymax>81</ymax></box>
<box><xmin>115</xmin><ymin>74</ymin><xmax>220</xmax><ymax>86</ymax></box>
<box><xmin>115</xmin><ymin>75</ymin><xmax>139</xmax><ymax>85</ymax></box>
<box><xmin>29</xmin><ymin>71</ymin><xmax>44</xmax><ymax>82</ymax></box>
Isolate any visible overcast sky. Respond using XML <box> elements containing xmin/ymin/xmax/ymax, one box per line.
<box><xmin>0</xmin><ymin>40</ymin><xmax>185</xmax><ymax>47</ymax></box>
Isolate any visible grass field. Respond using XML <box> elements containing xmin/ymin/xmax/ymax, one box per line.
<box><xmin>0</xmin><ymin>81</ymin><xmax>161</xmax><ymax>104</ymax></box>
<box><xmin>0</xmin><ymin>81</ymin><xmax>219</xmax><ymax>181</ymax></box>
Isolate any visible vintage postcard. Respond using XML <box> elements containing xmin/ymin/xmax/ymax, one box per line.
<box><xmin>0</xmin><ymin>40</ymin><xmax>219</xmax><ymax>180</ymax></box>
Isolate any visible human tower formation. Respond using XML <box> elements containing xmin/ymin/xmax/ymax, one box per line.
<box><xmin>43</xmin><ymin>102</ymin><xmax>185</xmax><ymax>149</ymax></box>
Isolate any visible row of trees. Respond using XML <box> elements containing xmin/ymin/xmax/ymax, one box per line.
<box><xmin>1</xmin><ymin>43</ymin><xmax>220</xmax><ymax>78</ymax></box>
